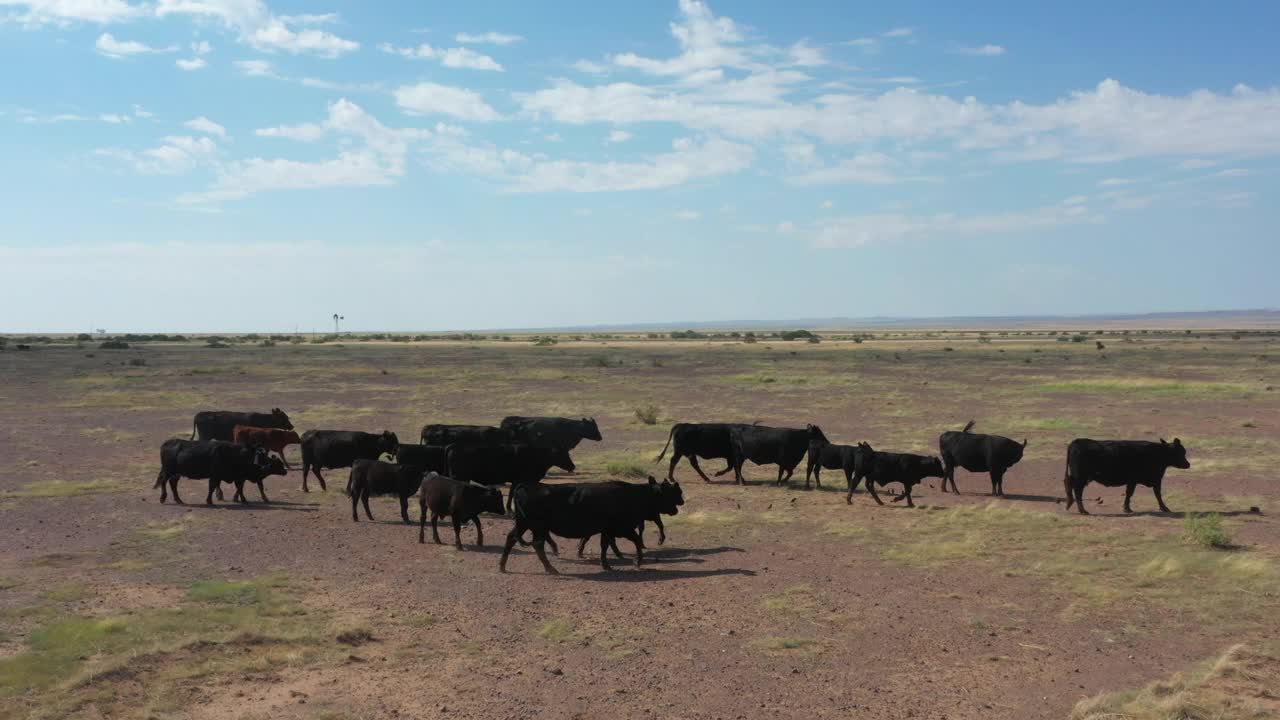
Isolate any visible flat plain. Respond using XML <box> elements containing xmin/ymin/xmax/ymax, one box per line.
<box><xmin>1</xmin><ymin>330</ymin><xmax>1277</xmax><ymax>719</ymax></box>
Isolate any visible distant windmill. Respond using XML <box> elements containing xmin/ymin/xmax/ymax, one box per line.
<box><xmin>333</xmin><ymin>313</ymin><xmax>344</xmax><ymax>334</ymax></box>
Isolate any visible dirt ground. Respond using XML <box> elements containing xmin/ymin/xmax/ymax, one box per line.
<box><xmin>1</xmin><ymin>332</ymin><xmax>1278</xmax><ymax>719</ymax></box>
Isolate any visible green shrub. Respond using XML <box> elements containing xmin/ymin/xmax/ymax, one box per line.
<box><xmin>98</xmin><ymin>340</ymin><xmax>129</xmax><ymax>350</ymax></box>
<box><xmin>634</xmin><ymin>404</ymin><xmax>660</xmax><ymax>425</ymax></box>
<box><xmin>1183</xmin><ymin>512</ymin><xmax>1231</xmax><ymax>549</ymax></box>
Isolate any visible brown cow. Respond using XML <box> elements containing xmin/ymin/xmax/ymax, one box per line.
<box><xmin>232</xmin><ymin>425</ymin><xmax>301</xmax><ymax>470</ymax></box>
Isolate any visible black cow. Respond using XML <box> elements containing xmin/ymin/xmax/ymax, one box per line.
<box><xmin>347</xmin><ymin>459</ymin><xmax>426</xmax><ymax>524</ymax></box>
<box><xmin>1063</xmin><ymin>438</ymin><xmax>1190</xmax><ymax>515</ymax></box>
<box><xmin>420</xmin><ymin>424</ymin><xmax>510</xmax><ymax>446</ymax></box>
<box><xmin>575</xmin><ymin>477</ymin><xmax>685</xmax><ymax>559</ymax></box>
<box><xmin>500</xmin><ymin>416</ymin><xmax>602</xmax><ymax>454</ymax></box>
<box><xmin>394</xmin><ymin>443</ymin><xmax>449</xmax><ymax>473</ymax></box>
<box><xmin>417</xmin><ymin>472</ymin><xmax>506</xmax><ymax>548</ymax></box>
<box><xmin>846</xmin><ymin>443</ymin><xmax>945</xmax><ymax>508</ymax></box>
<box><xmin>500</xmin><ymin>479</ymin><xmax>682</xmax><ymax>574</ymax></box>
<box><xmin>15</xmin><ymin>344</ymin><xmax>31</xmax><ymax>351</ymax></box>
<box><xmin>654</xmin><ymin>422</ymin><xmax>754</xmax><ymax>482</ymax></box>
<box><xmin>154</xmin><ymin>439</ymin><xmax>286</xmax><ymax>505</ymax></box>
<box><xmin>804</xmin><ymin>424</ymin><xmax>864</xmax><ymax>490</ymax></box>
<box><xmin>729</xmin><ymin>424</ymin><xmax>810</xmax><ymax>485</ymax></box>
<box><xmin>446</xmin><ymin>443</ymin><xmax>574</xmax><ymax>512</ymax></box>
<box><xmin>300</xmin><ymin>430</ymin><xmax>399</xmax><ymax>493</ymax></box>
<box><xmin>191</xmin><ymin>408</ymin><xmax>292</xmax><ymax>442</ymax></box>
<box><xmin>938</xmin><ymin>420</ymin><xmax>1027</xmax><ymax>496</ymax></box>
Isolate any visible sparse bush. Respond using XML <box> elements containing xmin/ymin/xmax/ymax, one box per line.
<box><xmin>743</xmin><ymin>335</ymin><xmax>758</xmax><ymax>344</ymax></box>
<box><xmin>76</xmin><ymin>333</ymin><xmax>92</xmax><ymax>342</ymax></box>
<box><xmin>128</xmin><ymin>358</ymin><xmax>147</xmax><ymax>367</ymax></box>
<box><xmin>977</xmin><ymin>336</ymin><xmax>992</xmax><ymax>344</ymax></box>
<box><xmin>669</xmin><ymin>330</ymin><xmax>705</xmax><ymax>340</ymax></box>
<box><xmin>806</xmin><ymin>336</ymin><xmax>820</xmax><ymax>344</ymax></box>
<box><xmin>780</xmin><ymin>329</ymin><xmax>815</xmax><ymax>341</ymax></box>
<box><xmin>1071</xmin><ymin>335</ymin><xmax>1087</xmax><ymax>343</ymax></box>
<box><xmin>634</xmin><ymin>404</ymin><xmax>660</xmax><ymax>425</ymax></box>
<box><xmin>587</xmin><ymin>354</ymin><xmax>616</xmax><ymax>368</ymax></box>
<box><xmin>205</xmin><ymin>340</ymin><xmax>230</xmax><ymax>349</ymax></box>
<box><xmin>98</xmin><ymin>340</ymin><xmax>129</xmax><ymax>350</ymax></box>
<box><xmin>1183</xmin><ymin>512</ymin><xmax>1231</xmax><ymax>549</ymax></box>
<box><xmin>260</xmin><ymin>339</ymin><xmax>276</xmax><ymax>347</ymax></box>
<box><xmin>533</xmin><ymin>336</ymin><xmax>557</xmax><ymax>346</ymax></box>
<box><xmin>943</xmin><ymin>347</ymin><xmax>954</xmax><ymax>352</ymax></box>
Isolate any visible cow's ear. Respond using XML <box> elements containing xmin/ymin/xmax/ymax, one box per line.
<box><xmin>648</xmin><ymin>475</ymin><xmax>657</xmax><ymax>485</ymax></box>
<box><xmin>1173</xmin><ymin>437</ymin><xmax>1182</xmax><ymax>446</ymax></box>
<box><xmin>1160</xmin><ymin>437</ymin><xmax>1168</xmax><ymax>444</ymax></box>
<box><xmin>1022</xmin><ymin>439</ymin><xmax>1028</xmax><ymax>448</ymax></box>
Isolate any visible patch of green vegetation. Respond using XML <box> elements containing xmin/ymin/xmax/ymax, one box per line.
<box><xmin>634</xmin><ymin>404</ymin><xmax>660</xmax><ymax>425</ymax></box>
<box><xmin>0</xmin><ymin>479</ymin><xmax>131</xmax><ymax>499</ymax></box>
<box><xmin>605</xmin><ymin>460</ymin><xmax>649</xmax><ymax>479</ymax></box>
<box><xmin>866</xmin><ymin>503</ymin><xmax>1278</xmax><ymax>629</ymax></box>
<box><xmin>1183</xmin><ymin>512</ymin><xmax>1232</xmax><ymax>549</ymax></box>
<box><xmin>1028</xmin><ymin>378</ymin><xmax>1253</xmax><ymax>398</ymax></box>
<box><xmin>40</xmin><ymin>585</ymin><xmax>87</xmax><ymax>604</ymax></box>
<box><xmin>0</xmin><ymin>575</ymin><xmax>332</xmax><ymax>719</ymax></box>
<box><xmin>750</xmin><ymin>636</ymin><xmax>820</xmax><ymax>653</ymax></box>
<box><xmin>0</xmin><ymin>577</ymin><xmax>19</xmax><ymax>590</ymax></box>
<box><xmin>135</xmin><ymin>520</ymin><xmax>190</xmax><ymax>541</ymax></box>
<box><xmin>761</xmin><ymin>585</ymin><xmax>815</xmax><ymax>612</ymax></box>
<box><xmin>1071</xmin><ymin>644</ymin><xmax>1278</xmax><ymax>720</ymax></box>
<box><xmin>536</xmin><ymin>617</ymin><xmax>575</xmax><ymax>642</ymax></box>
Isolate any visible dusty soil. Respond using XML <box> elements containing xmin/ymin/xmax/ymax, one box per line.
<box><xmin>1</xmin><ymin>334</ymin><xmax>1277</xmax><ymax>719</ymax></box>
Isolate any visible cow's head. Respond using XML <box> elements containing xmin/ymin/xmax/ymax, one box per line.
<box><xmin>581</xmin><ymin>417</ymin><xmax>603</xmax><ymax>441</ymax></box>
<box><xmin>379</xmin><ymin>431</ymin><xmax>400</xmax><ymax>453</ymax></box>
<box><xmin>923</xmin><ymin>456</ymin><xmax>945</xmax><ymax>479</ymax></box>
<box><xmin>551</xmin><ymin>448</ymin><xmax>576</xmax><ymax>474</ymax></box>
<box><xmin>1162</xmin><ymin>438</ymin><xmax>1190</xmax><ymax>469</ymax></box>
<box><xmin>480</xmin><ymin>485</ymin><xmax>506</xmax><ymax>516</ymax></box>
<box><xmin>283</xmin><ymin>430</ymin><xmax>302</xmax><ymax>444</ymax></box>
<box><xmin>806</xmin><ymin>424</ymin><xmax>828</xmax><ymax>443</ymax></box>
<box><xmin>250</xmin><ymin>447</ymin><xmax>287</xmax><ymax>479</ymax></box>
<box><xmin>649</xmin><ymin>476</ymin><xmax>683</xmax><ymax>516</ymax></box>
<box><xmin>1009</xmin><ymin>438</ymin><xmax>1028</xmax><ymax>464</ymax></box>
<box><xmin>271</xmin><ymin>408</ymin><xmax>294</xmax><ymax>430</ymax></box>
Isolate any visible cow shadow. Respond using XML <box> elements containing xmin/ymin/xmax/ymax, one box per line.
<box><xmin>180</xmin><ymin>500</ymin><xmax>320</xmax><ymax>513</ymax></box>
<box><xmin>1090</xmin><ymin>508</ymin><xmax>1263</xmax><ymax>519</ymax></box>
<box><xmin>645</xmin><ymin>545</ymin><xmax>745</xmax><ymax>561</ymax></box>
<box><xmin>990</xmin><ymin>492</ymin><xmax>1062</xmax><ymax>504</ymax></box>
<box><xmin>569</xmin><ymin>567</ymin><xmax>758</xmax><ymax>582</ymax></box>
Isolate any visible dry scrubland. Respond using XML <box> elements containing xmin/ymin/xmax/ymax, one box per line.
<box><xmin>1</xmin><ymin>329</ymin><xmax>1278</xmax><ymax>719</ymax></box>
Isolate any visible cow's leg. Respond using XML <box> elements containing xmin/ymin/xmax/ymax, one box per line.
<box><xmin>783</xmin><ymin>464</ymin><xmax>796</xmax><ymax>482</ymax></box>
<box><xmin>351</xmin><ymin>487</ymin><xmax>360</xmax><ymax>522</ymax></box>
<box><xmin>313</xmin><ymin>467</ymin><xmax>327</xmax><ymax>492</ymax></box>
<box><xmin>1123</xmin><ymin>482</ymin><xmax>1136</xmax><ymax>514</ymax></box>
<box><xmin>653</xmin><ymin>516</ymin><xmax>666</xmax><ymax>545</ymax></box>
<box><xmin>399</xmin><ymin>495</ymin><xmax>411</xmax><ymax>525</ymax></box>
<box><xmin>206</xmin><ymin>478</ymin><xmax>218</xmax><ymax>505</ymax></box>
<box><xmin>864</xmin><ymin>479</ymin><xmax>885</xmax><ymax>505</ymax></box>
<box><xmin>431</xmin><ymin>513</ymin><xmax>443</xmax><ymax>544</ymax></box>
<box><xmin>805</xmin><ymin>461</ymin><xmax>814</xmax><ymax>489</ymax></box>
<box><xmin>215</xmin><ymin>483</ymin><xmax>225</xmax><ymax>501</ymax></box>
<box><xmin>612</xmin><ymin>537</ymin><xmax>627</xmax><ymax>560</ymax></box>
<box><xmin>599</xmin><ymin>535</ymin><xmax>613</xmax><ymax>571</ymax></box>
<box><xmin>1152</xmin><ymin>480</ymin><xmax>1172</xmax><ymax>514</ymax></box>
<box><xmin>506</xmin><ymin>485</ymin><xmax>516</xmax><ymax>513</ymax></box>
<box><xmin>686</xmin><ymin>456</ymin><xmax>714</xmax><ymax>484</ymax></box>
<box><xmin>277</xmin><ymin>450</ymin><xmax>291</xmax><ymax>471</ymax></box>
<box><xmin>533</xmin><ymin>534</ymin><xmax>559</xmax><ymax>575</ymax></box>
<box><xmin>418</xmin><ymin>502</ymin><xmax>428</xmax><ymax>544</ymax></box>
<box><xmin>301</xmin><ymin>462</ymin><xmax>311</xmax><ymax>492</ymax></box>
<box><xmin>903</xmin><ymin>483</ymin><xmax>916</xmax><ymax>508</ymax></box>
<box><xmin>361</xmin><ymin>489</ymin><xmax>374</xmax><ymax>521</ymax></box>
<box><xmin>255</xmin><ymin>480</ymin><xmax>269</xmax><ymax>503</ymax></box>
<box><xmin>733</xmin><ymin>459</ymin><xmax>746</xmax><ymax>485</ymax></box>
<box><xmin>813</xmin><ymin>465</ymin><xmax>822</xmax><ymax>489</ymax></box>
<box><xmin>452</xmin><ymin>516</ymin><xmax>464</xmax><ymax>550</ymax></box>
<box><xmin>776</xmin><ymin>464</ymin><xmax>786</xmax><ymax>486</ymax></box>
<box><xmin>1074</xmin><ymin>483</ymin><xmax>1089</xmax><ymax>515</ymax></box>
<box><xmin>169</xmin><ymin>477</ymin><xmax>183</xmax><ymax>505</ymax></box>
<box><xmin>472</xmin><ymin>516</ymin><xmax>485</xmax><ymax>547</ymax></box>
<box><xmin>234</xmin><ymin>480</ymin><xmax>248</xmax><ymax>504</ymax></box>
<box><xmin>544</xmin><ymin>535</ymin><xmax>560</xmax><ymax>556</ymax></box>
<box><xmin>713</xmin><ymin>460</ymin><xmax>735</xmax><ymax>477</ymax></box>
<box><xmin>666</xmin><ymin>452</ymin><xmax>682</xmax><ymax>482</ymax></box>
<box><xmin>617</xmin><ymin>528</ymin><xmax>644</xmax><ymax>567</ymax></box>
<box><xmin>577</xmin><ymin>536</ymin><xmax>591</xmax><ymax>558</ymax></box>
<box><xmin>500</xmin><ymin>528</ymin><xmax>520</xmax><ymax>573</ymax></box>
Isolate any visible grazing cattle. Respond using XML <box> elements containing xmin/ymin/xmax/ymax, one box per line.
<box><xmin>192</xmin><ymin>408</ymin><xmax>292</xmax><ymax>442</ymax></box>
<box><xmin>500</xmin><ymin>478</ymin><xmax>682</xmax><ymax>574</ymax></box>
<box><xmin>500</xmin><ymin>416</ymin><xmax>602</xmax><ymax>455</ymax></box>
<box><xmin>420</xmin><ymin>424</ymin><xmax>510</xmax><ymax>446</ymax></box>
<box><xmin>231</xmin><ymin>425</ymin><xmax>302</xmax><ymax>469</ymax></box>
<box><xmin>300</xmin><ymin>430</ymin><xmax>399</xmax><ymax>493</ymax></box>
<box><xmin>347</xmin><ymin>459</ymin><xmax>428</xmax><ymax>524</ymax></box>
<box><xmin>655</xmin><ymin>422</ymin><xmax>754</xmax><ymax>482</ymax></box>
<box><xmin>1063</xmin><ymin>438</ymin><xmax>1190</xmax><ymax>514</ymax></box>
<box><xmin>15</xmin><ymin>344</ymin><xmax>31</xmax><ymax>351</ymax></box>
<box><xmin>394</xmin><ymin>443</ymin><xmax>449</xmax><ymax>473</ymax></box>
<box><xmin>846</xmin><ymin>443</ymin><xmax>945</xmax><ymax>508</ymax></box>
<box><xmin>417</xmin><ymin>472</ymin><xmax>506</xmax><ymax>548</ymax></box>
<box><xmin>729</xmin><ymin>424</ymin><xmax>810</xmax><ymax>485</ymax></box>
<box><xmin>575</xmin><ymin>477</ymin><xmax>684</xmax><ymax>559</ymax></box>
<box><xmin>804</xmin><ymin>424</ymin><xmax>864</xmax><ymax>490</ymax></box>
<box><xmin>154</xmin><ymin>438</ymin><xmax>286</xmax><ymax>505</ymax></box>
<box><xmin>937</xmin><ymin>420</ymin><xmax>1027</xmax><ymax>496</ymax></box>
<box><xmin>446</xmin><ymin>443</ymin><xmax>574</xmax><ymax>512</ymax></box>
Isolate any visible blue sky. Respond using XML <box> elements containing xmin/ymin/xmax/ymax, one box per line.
<box><xmin>1</xmin><ymin>0</ymin><xmax>1278</xmax><ymax>332</ymax></box>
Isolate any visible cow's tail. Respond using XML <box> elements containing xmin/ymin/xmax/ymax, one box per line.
<box><xmin>1062</xmin><ymin>451</ymin><xmax>1073</xmax><ymax>507</ymax></box>
<box><xmin>154</xmin><ymin>468</ymin><xmax>166</xmax><ymax>489</ymax></box>
<box><xmin>190</xmin><ymin>419</ymin><xmax>197</xmax><ymax>440</ymax></box>
<box><xmin>654</xmin><ymin>424</ymin><xmax>677</xmax><ymax>462</ymax></box>
<box><xmin>961</xmin><ymin>419</ymin><xmax>976</xmax><ymax>434</ymax></box>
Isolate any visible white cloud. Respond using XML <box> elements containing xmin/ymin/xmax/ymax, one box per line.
<box><xmin>1063</xmin><ymin>194</ymin><xmax>1088</xmax><ymax>206</ymax></box>
<box><xmin>97</xmin><ymin>134</ymin><xmax>218</xmax><ymax>175</ymax></box>
<box><xmin>176</xmin><ymin>57</ymin><xmax>207</xmax><ymax>70</ymax></box>
<box><xmin>882</xmin><ymin>27</ymin><xmax>913</xmax><ymax>38</ymax></box>
<box><xmin>1</xmin><ymin>0</ymin><xmax>145</xmax><ymax>24</ymax></box>
<box><xmin>184</xmin><ymin>116</ymin><xmax>225</xmax><ymax>137</ymax></box>
<box><xmin>609</xmin><ymin>0</ymin><xmax>752</xmax><ymax>77</ymax></box>
<box><xmin>786</xmin><ymin>152</ymin><xmax>913</xmax><ymax>185</ymax></box>
<box><xmin>820</xmin><ymin>199</ymin><xmax>833</xmax><ymax>209</ymax></box>
<box><xmin>277</xmin><ymin>12</ymin><xmax>337</xmax><ymax>25</ymax></box>
<box><xmin>191</xmin><ymin>40</ymin><xmax>211</xmax><ymax>54</ymax></box>
<box><xmin>776</xmin><ymin>220</ymin><xmax>796</xmax><ymax>234</ymax></box>
<box><xmin>571</xmin><ymin>59</ymin><xmax>608</xmax><ymax>75</ymax></box>
<box><xmin>1212</xmin><ymin>168</ymin><xmax>1250</xmax><ymax>178</ymax></box>
<box><xmin>607</xmin><ymin>129</ymin><xmax>632</xmax><ymax>143</ymax></box>
<box><xmin>1210</xmin><ymin>191</ymin><xmax>1254</xmax><ymax>209</ymax></box>
<box><xmin>1110</xmin><ymin>194</ymin><xmax>1155</xmax><ymax>210</ymax></box>
<box><xmin>99</xmin><ymin>113</ymin><xmax>131</xmax><ymax>123</ymax></box>
<box><xmin>234</xmin><ymin>59</ymin><xmax>275</xmax><ymax>76</ymax></box>
<box><xmin>380</xmin><ymin>42</ymin><xmax>503</xmax><ymax>71</ymax></box>
<box><xmin>812</xmin><ymin>204</ymin><xmax>1100</xmax><ymax>247</ymax></box>
<box><xmin>455</xmin><ymin>31</ymin><xmax>521</xmax><ymax>45</ymax></box>
<box><xmin>95</xmin><ymin>32</ymin><xmax>175</xmax><ymax>57</ymax></box>
<box><xmin>544</xmin><ymin>132</ymin><xmax>563</xmax><ymax>142</ymax></box>
<box><xmin>787</xmin><ymin>40</ymin><xmax>825</xmax><ymax>67</ymax></box>
<box><xmin>132</xmin><ymin>103</ymin><xmax>153</xmax><ymax>118</ymax></box>
<box><xmin>185</xmin><ymin>99</ymin><xmax>431</xmax><ymax>203</ymax></box>
<box><xmin>155</xmin><ymin>0</ymin><xmax>358</xmax><ymax>57</ymax></box>
<box><xmin>394</xmin><ymin>82</ymin><xmax>501</xmax><ymax>121</ymax></box>
<box><xmin>675</xmin><ymin>210</ymin><xmax>700</xmax><ymax>220</ymax></box>
<box><xmin>956</xmin><ymin>44</ymin><xmax>1005</xmax><ymax>56</ymax></box>
<box><xmin>15</xmin><ymin>110</ymin><xmax>84</xmax><ymax>123</ymax></box>
<box><xmin>1098</xmin><ymin>177</ymin><xmax>1134</xmax><ymax>186</ymax></box>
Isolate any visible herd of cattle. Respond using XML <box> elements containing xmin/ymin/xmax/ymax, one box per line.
<box><xmin>153</xmin><ymin>409</ymin><xmax>1193</xmax><ymax>573</ymax></box>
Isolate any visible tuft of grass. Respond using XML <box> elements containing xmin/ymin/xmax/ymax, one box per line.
<box><xmin>136</xmin><ymin>520</ymin><xmax>190</xmax><ymax>541</ymax></box>
<box><xmin>335</xmin><ymin>628</ymin><xmax>374</xmax><ymax>646</ymax></box>
<box><xmin>634</xmin><ymin>404</ymin><xmax>661</xmax><ymax>425</ymax></box>
<box><xmin>1</xmin><ymin>479</ymin><xmax>131</xmax><ymax>499</ymax></box>
<box><xmin>1182</xmin><ymin>512</ymin><xmax>1232</xmax><ymax>549</ymax></box>
<box><xmin>605</xmin><ymin>460</ymin><xmax>649</xmax><ymax>479</ymax></box>
<box><xmin>1028</xmin><ymin>378</ymin><xmax>1253</xmax><ymax>399</ymax></box>
<box><xmin>1071</xmin><ymin>644</ymin><xmax>1279</xmax><ymax>720</ymax></box>
<box><xmin>761</xmin><ymin>585</ymin><xmax>815</xmax><ymax>612</ymax></box>
<box><xmin>536</xmin><ymin>617</ymin><xmax>575</xmax><ymax>643</ymax></box>
<box><xmin>750</xmin><ymin>636</ymin><xmax>820</xmax><ymax>653</ymax></box>
<box><xmin>40</xmin><ymin>585</ymin><xmax>88</xmax><ymax>604</ymax></box>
